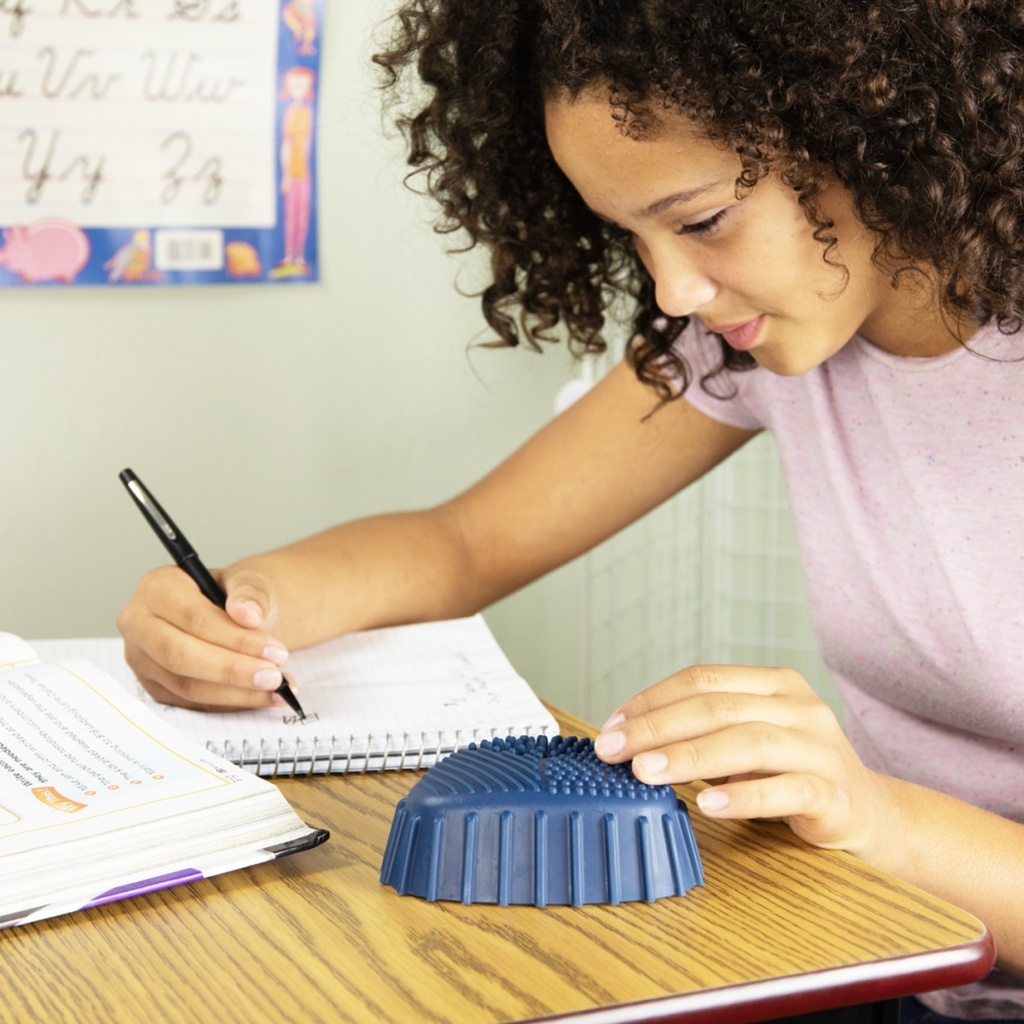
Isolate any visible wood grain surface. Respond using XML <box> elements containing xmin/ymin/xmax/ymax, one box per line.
<box><xmin>0</xmin><ymin>707</ymin><xmax>992</xmax><ymax>1024</ymax></box>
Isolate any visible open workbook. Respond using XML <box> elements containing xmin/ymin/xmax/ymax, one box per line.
<box><xmin>0</xmin><ymin>634</ymin><xmax>328</xmax><ymax>929</ymax></box>
<box><xmin>34</xmin><ymin>615</ymin><xmax>560</xmax><ymax>777</ymax></box>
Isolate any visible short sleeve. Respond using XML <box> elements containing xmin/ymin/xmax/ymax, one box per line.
<box><xmin>674</xmin><ymin>323</ymin><xmax>765</xmax><ymax>431</ymax></box>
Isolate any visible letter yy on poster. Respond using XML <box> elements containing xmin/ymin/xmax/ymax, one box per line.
<box><xmin>0</xmin><ymin>1</ymin><xmax>322</xmax><ymax>287</ymax></box>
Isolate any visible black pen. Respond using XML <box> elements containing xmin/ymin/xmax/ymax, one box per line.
<box><xmin>118</xmin><ymin>468</ymin><xmax>306</xmax><ymax>719</ymax></box>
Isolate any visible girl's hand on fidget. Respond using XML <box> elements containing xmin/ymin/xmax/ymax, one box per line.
<box><xmin>117</xmin><ymin>563</ymin><xmax>292</xmax><ymax>712</ymax></box>
<box><xmin>594</xmin><ymin>664</ymin><xmax>891</xmax><ymax>857</ymax></box>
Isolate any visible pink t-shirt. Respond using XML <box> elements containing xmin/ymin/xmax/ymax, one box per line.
<box><xmin>678</xmin><ymin>322</ymin><xmax>1023</xmax><ymax>1019</ymax></box>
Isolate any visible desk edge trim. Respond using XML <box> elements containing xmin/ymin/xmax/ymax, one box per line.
<box><xmin>524</xmin><ymin>931</ymin><xmax>996</xmax><ymax>1024</ymax></box>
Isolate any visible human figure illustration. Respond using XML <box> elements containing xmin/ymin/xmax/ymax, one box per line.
<box><xmin>270</xmin><ymin>66</ymin><xmax>315</xmax><ymax>278</ymax></box>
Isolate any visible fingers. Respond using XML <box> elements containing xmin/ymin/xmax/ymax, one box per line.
<box><xmin>117</xmin><ymin>564</ymin><xmax>292</xmax><ymax>711</ymax></box>
<box><xmin>694</xmin><ymin>771</ymin><xmax>845</xmax><ymax>828</ymax></box>
<box><xmin>128</xmin><ymin>656</ymin><xmax>289</xmax><ymax>713</ymax></box>
<box><xmin>628</xmin><ymin>716</ymin><xmax>836</xmax><ymax>786</ymax></box>
<box><xmin>696</xmin><ymin>768</ymin><xmax>886</xmax><ymax>857</ymax></box>
<box><xmin>594</xmin><ymin>665</ymin><xmax>829</xmax><ymax>768</ymax></box>
<box><xmin>611</xmin><ymin>663</ymin><xmax>812</xmax><ymax>723</ymax></box>
<box><xmin>592</xmin><ymin>662</ymin><xmax>885</xmax><ymax>853</ymax></box>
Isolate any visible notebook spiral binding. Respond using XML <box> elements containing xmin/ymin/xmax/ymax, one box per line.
<box><xmin>204</xmin><ymin>725</ymin><xmax>556</xmax><ymax>777</ymax></box>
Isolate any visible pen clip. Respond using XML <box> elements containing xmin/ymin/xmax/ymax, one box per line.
<box><xmin>123</xmin><ymin>476</ymin><xmax>180</xmax><ymax>543</ymax></box>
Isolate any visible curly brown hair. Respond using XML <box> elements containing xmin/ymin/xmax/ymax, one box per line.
<box><xmin>374</xmin><ymin>0</ymin><xmax>1024</xmax><ymax>396</ymax></box>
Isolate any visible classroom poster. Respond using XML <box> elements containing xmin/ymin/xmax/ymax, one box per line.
<box><xmin>0</xmin><ymin>0</ymin><xmax>322</xmax><ymax>287</ymax></box>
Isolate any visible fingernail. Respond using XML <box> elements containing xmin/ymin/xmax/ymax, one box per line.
<box><xmin>633</xmin><ymin>751</ymin><xmax>667</xmax><ymax>777</ymax></box>
<box><xmin>600</xmin><ymin>711</ymin><xmax>625</xmax><ymax>731</ymax></box>
<box><xmin>697</xmin><ymin>789</ymin><xmax>730</xmax><ymax>813</ymax></box>
<box><xmin>254</xmin><ymin>669</ymin><xmax>283</xmax><ymax>691</ymax></box>
<box><xmin>262</xmin><ymin>644</ymin><xmax>288</xmax><ymax>666</ymax></box>
<box><xmin>594</xmin><ymin>731</ymin><xmax>626</xmax><ymax>758</ymax></box>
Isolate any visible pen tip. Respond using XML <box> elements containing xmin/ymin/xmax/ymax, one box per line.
<box><xmin>276</xmin><ymin>678</ymin><xmax>306</xmax><ymax>719</ymax></box>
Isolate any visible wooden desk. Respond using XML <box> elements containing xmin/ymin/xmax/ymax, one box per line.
<box><xmin>0</xmin><ymin>707</ymin><xmax>992</xmax><ymax>1024</ymax></box>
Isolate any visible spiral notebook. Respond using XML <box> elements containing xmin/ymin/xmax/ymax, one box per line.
<box><xmin>33</xmin><ymin>616</ymin><xmax>559</xmax><ymax>778</ymax></box>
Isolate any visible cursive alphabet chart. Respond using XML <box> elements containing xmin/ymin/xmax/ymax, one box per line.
<box><xmin>0</xmin><ymin>1</ymin><xmax>322</xmax><ymax>287</ymax></box>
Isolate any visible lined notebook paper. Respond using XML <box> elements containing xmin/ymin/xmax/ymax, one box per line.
<box><xmin>34</xmin><ymin>616</ymin><xmax>559</xmax><ymax>777</ymax></box>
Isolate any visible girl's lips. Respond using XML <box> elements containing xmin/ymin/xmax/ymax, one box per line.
<box><xmin>707</xmin><ymin>315</ymin><xmax>765</xmax><ymax>351</ymax></box>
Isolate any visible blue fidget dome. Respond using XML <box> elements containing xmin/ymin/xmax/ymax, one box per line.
<box><xmin>380</xmin><ymin>735</ymin><xmax>704</xmax><ymax>906</ymax></box>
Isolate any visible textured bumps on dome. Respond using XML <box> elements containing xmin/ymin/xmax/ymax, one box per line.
<box><xmin>380</xmin><ymin>735</ymin><xmax>703</xmax><ymax>906</ymax></box>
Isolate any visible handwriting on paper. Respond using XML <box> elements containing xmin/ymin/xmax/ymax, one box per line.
<box><xmin>0</xmin><ymin>0</ymin><xmax>277</xmax><ymax>227</ymax></box>
<box><xmin>283</xmin><ymin>712</ymin><xmax>318</xmax><ymax>727</ymax></box>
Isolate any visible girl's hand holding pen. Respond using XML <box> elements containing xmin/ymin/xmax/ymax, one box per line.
<box><xmin>117</xmin><ymin>469</ymin><xmax>303</xmax><ymax>716</ymax></box>
<box><xmin>594</xmin><ymin>664</ymin><xmax>892</xmax><ymax>866</ymax></box>
<box><xmin>117</xmin><ymin>563</ymin><xmax>294</xmax><ymax>712</ymax></box>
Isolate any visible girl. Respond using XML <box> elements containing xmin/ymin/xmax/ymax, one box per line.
<box><xmin>118</xmin><ymin>2</ymin><xmax>1024</xmax><ymax>1017</ymax></box>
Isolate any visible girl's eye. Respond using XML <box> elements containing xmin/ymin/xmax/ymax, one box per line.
<box><xmin>677</xmin><ymin>208</ymin><xmax>728</xmax><ymax>237</ymax></box>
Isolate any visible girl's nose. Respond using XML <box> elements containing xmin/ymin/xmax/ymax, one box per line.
<box><xmin>652</xmin><ymin>256</ymin><xmax>719</xmax><ymax>318</ymax></box>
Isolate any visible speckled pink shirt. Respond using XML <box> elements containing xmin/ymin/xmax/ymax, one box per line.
<box><xmin>679</xmin><ymin>322</ymin><xmax>1023</xmax><ymax>1019</ymax></box>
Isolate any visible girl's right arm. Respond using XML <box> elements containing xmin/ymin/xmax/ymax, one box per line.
<box><xmin>117</xmin><ymin>358</ymin><xmax>757</xmax><ymax>710</ymax></box>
